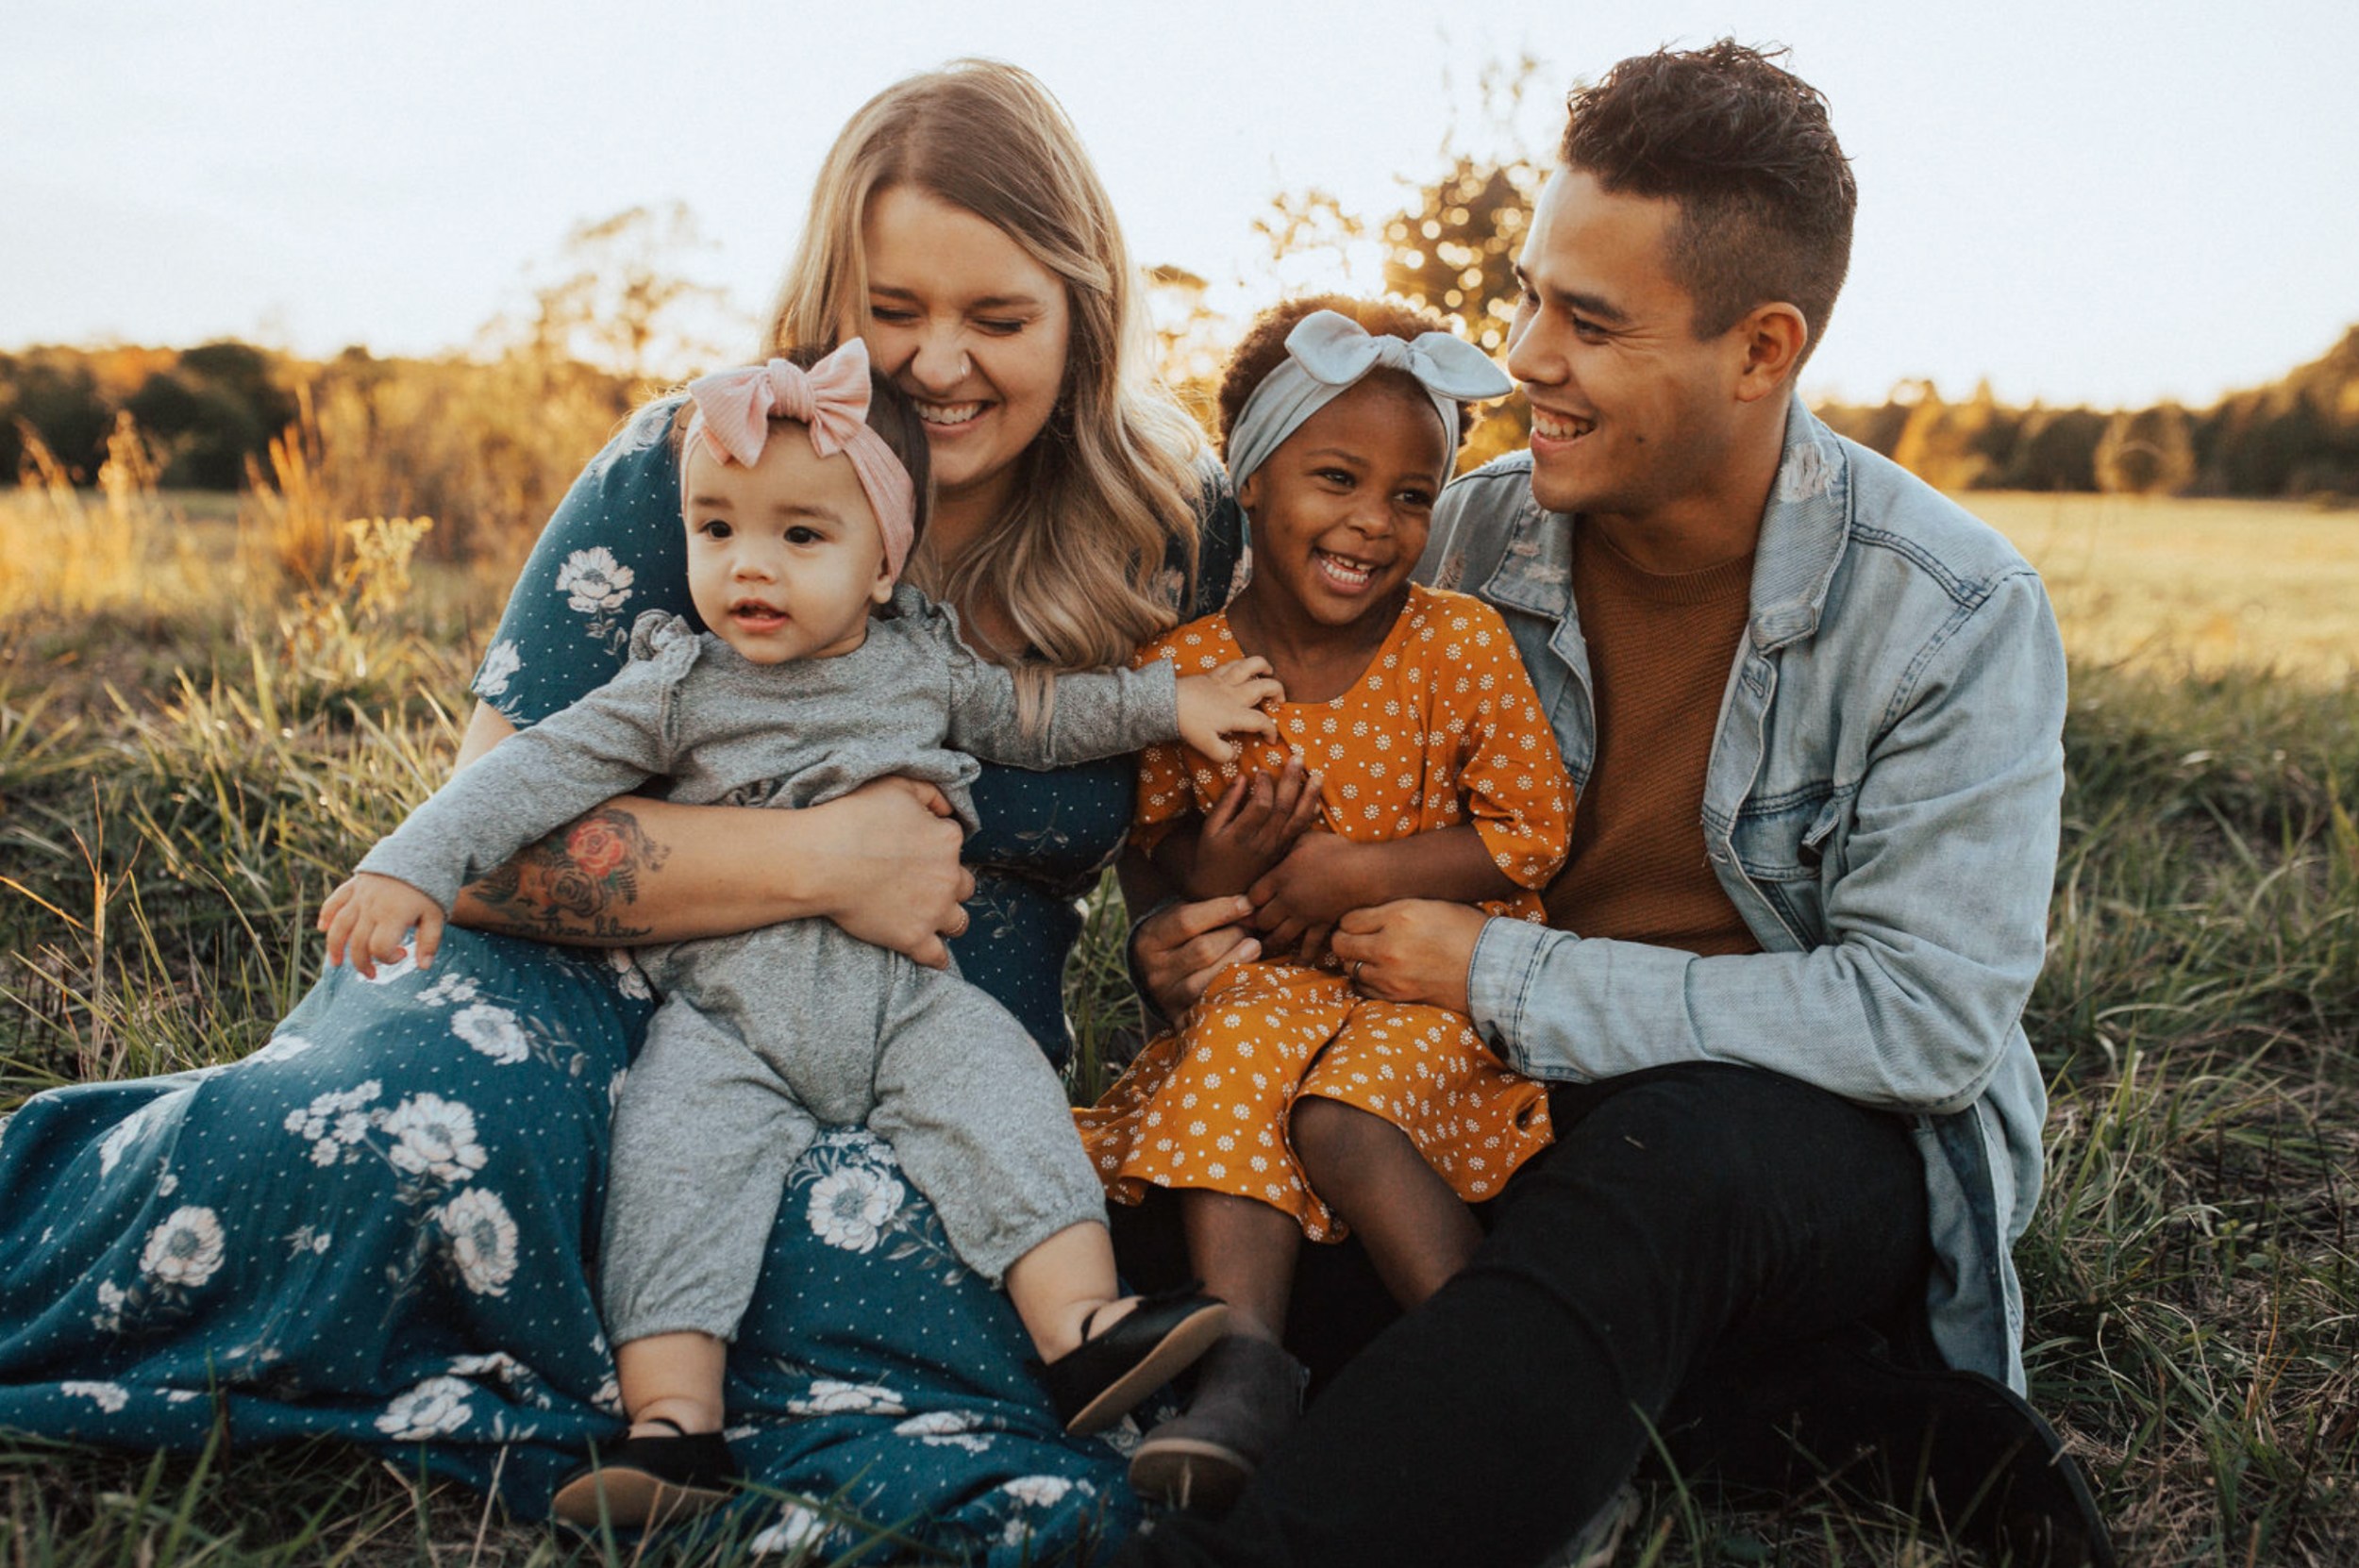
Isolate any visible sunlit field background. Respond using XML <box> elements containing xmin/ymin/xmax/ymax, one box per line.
<box><xmin>4</xmin><ymin>143</ymin><xmax>2358</xmax><ymax>1568</ymax></box>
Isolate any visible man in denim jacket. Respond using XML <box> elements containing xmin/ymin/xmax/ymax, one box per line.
<box><xmin>1125</xmin><ymin>41</ymin><xmax>2109</xmax><ymax>1568</ymax></box>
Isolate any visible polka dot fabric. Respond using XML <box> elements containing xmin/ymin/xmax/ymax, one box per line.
<box><xmin>1078</xmin><ymin>963</ymin><xmax>1551</xmax><ymax>1238</ymax></box>
<box><xmin>1129</xmin><ymin>585</ymin><xmax>1569</xmax><ymax>912</ymax></box>
<box><xmin>1077</xmin><ymin>585</ymin><xmax>1574</xmax><ymax>1239</ymax></box>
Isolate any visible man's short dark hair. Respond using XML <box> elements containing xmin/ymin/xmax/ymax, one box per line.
<box><xmin>1560</xmin><ymin>41</ymin><xmax>1855</xmax><ymax>363</ymax></box>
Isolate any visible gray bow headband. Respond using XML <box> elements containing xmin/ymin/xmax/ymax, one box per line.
<box><xmin>1223</xmin><ymin>309</ymin><xmax>1513</xmax><ymax>491</ymax></box>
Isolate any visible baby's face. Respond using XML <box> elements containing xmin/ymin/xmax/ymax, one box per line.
<box><xmin>681</xmin><ymin>424</ymin><xmax>894</xmax><ymax>664</ymax></box>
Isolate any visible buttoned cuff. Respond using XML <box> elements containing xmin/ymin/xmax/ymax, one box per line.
<box><xmin>1466</xmin><ymin>915</ymin><xmax>1566</xmax><ymax>1077</ymax></box>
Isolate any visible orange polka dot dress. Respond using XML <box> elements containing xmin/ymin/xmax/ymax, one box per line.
<box><xmin>1076</xmin><ymin>585</ymin><xmax>1574</xmax><ymax>1240</ymax></box>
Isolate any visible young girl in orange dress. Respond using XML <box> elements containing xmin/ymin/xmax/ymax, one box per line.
<box><xmin>1075</xmin><ymin>298</ymin><xmax>1573</xmax><ymax>1510</ymax></box>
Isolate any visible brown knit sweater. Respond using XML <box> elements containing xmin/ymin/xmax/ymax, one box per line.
<box><xmin>1543</xmin><ymin>527</ymin><xmax>1763</xmax><ymax>958</ymax></box>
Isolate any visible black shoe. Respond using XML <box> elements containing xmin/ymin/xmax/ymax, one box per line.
<box><xmin>1035</xmin><ymin>1284</ymin><xmax>1230</xmax><ymax>1435</ymax></box>
<box><xmin>1129</xmin><ymin>1334</ymin><xmax>1309</xmax><ymax>1515</ymax></box>
<box><xmin>549</xmin><ymin>1417</ymin><xmax>739</xmax><ymax>1532</ymax></box>
<box><xmin>1662</xmin><ymin>1334</ymin><xmax>2115</xmax><ymax>1568</ymax></box>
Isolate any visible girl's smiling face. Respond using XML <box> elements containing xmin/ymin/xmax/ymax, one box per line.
<box><xmin>681</xmin><ymin>428</ymin><xmax>895</xmax><ymax>665</ymax></box>
<box><xmin>1234</xmin><ymin>375</ymin><xmax>1452</xmax><ymax>635</ymax></box>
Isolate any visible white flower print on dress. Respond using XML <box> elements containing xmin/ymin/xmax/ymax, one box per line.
<box><xmin>437</xmin><ymin>1186</ymin><xmax>519</xmax><ymax>1296</ymax></box>
<box><xmin>556</xmin><ymin>547</ymin><xmax>635</xmax><ymax>615</ymax></box>
<box><xmin>785</xmin><ymin>1379</ymin><xmax>906</xmax><ymax>1417</ymax></box>
<box><xmin>416</xmin><ymin>971</ymin><xmax>480</xmax><ymax>1008</ymax></box>
<box><xmin>381</xmin><ymin>1093</ymin><xmax>488</xmax><ymax>1183</ymax></box>
<box><xmin>606</xmin><ymin>947</ymin><xmax>653</xmax><ymax>1000</ymax></box>
<box><xmin>282</xmin><ymin>1080</ymin><xmax>383</xmax><ymax>1167</ymax></box>
<box><xmin>450</xmin><ymin>1003</ymin><xmax>529</xmax><ymax>1065</ymax></box>
<box><xmin>375</xmin><ymin>1376</ymin><xmax>476</xmax><ymax>1440</ymax></box>
<box><xmin>475</xmin><ymin>639</ymin><xmax>522</xmax><ymax>699</ymax></box>
<box><xmin>96</xmin><ymin>1106</ymin><xmax>154</xmax><ymax>1176</ymax></box>
<box><xmin>354</xmin><ymin>941</ymin><xmax>420</xmax><ymax>984</ymax></box>
<box><xmin>61</xmin><ymin>1381</ymin><xmax>129</xmax><ymax>1412</ymax></box>
<box><xmin>895</xmin><ymin>1410</ymin><xmax>994</xmax><ymax>1454</ymax></box>
<box><xmin>139</xmin><ymin>1207</ymin><xmax>226</xmax><ymax>1287</ymax></box>
<box><xmin>1001</xmin><ymin>1474</ymin><xmax>1079</xmax><ymax>1509</ymax></box>
<box><xmin>806</xmin><ymin>1167</ymin><xmax>903</xmax><ymax>1253</ymax></box>
<box><xmin>249</xmin><ymin>1031</ymin><xmax>318</xmax><ymax>1065</ymax></box>
<box><xmin>748</xmin><ymin>1501</ymin><xmax>835</xmax><ymax>1558</ymax></box>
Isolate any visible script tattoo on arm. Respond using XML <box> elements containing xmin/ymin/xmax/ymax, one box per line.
<box><xmin>460</xmin><ymin>806</ymin><xmax>669</xmax><ymax>942</ymax></box>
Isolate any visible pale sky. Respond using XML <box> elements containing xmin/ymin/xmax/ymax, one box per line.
<box><xmin>7</xmin><ymin>0</ymin><xmax>2352</xmax><ymax>409</ymax></box>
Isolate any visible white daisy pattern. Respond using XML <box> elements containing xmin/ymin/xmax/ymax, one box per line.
<box><xmin>806</xmin><ymin>1166</ymin><xmax>903</xmax><ymax>1254</ymax></box>
<box><xmin>375</xmin><ymin>1376</ymin><xmax>476</xmax><ymax>1441</ymax></box>
<box><xmin>475</xmin><ymin>638</ymin><xmax>522</xmax><ymax>699</ymax></box>
<box><xmin>785</xmin><ymin>1379</ymin><xmax>907</xmax><ymax>1417</ymax></box>
<box><xmin>437</xmin><ymin>1186</ymin><xmax>519</xmax><ymax>1296</ymax></box>
<box><xmin>556</xmin><ymin>547</ymin><xmax>635</xmax><ymax>616</ymax></box>
<box><xmin>139</xmin><ymin>1207</ymin><xmax>226</xmax><ymax>1288</ymax></box>
<box><xmin>748</xmin><ymin>1501</ymin><xmax>836</xmax><ymax>1558</ymax></box>
<box><xmin>449</xmin><ymin>1003</ymin><xmax>528</xmax><ymax>1065</ymax></box>
<box><xmin>381</xmin><ymin>1093</ymin><xmax>488</xmax><ymax>1184</ymax></box>
<box><xmin>61</xmin><ymin>1380</ymin><xmax>129</xmax><ymax>1412</ymax></box>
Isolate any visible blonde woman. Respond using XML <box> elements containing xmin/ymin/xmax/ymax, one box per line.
<box><xmin>0</xmin><ymin>60</ymin><xmax>1242</xmax><ymax>1560</ymax></box>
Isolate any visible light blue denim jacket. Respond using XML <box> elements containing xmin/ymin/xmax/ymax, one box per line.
<box><xmin>1420</xmin><ymin>397</ymin><xmax>2065</xmax><ymax>1391</ymax></box>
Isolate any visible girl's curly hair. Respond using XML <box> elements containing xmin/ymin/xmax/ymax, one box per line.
<box><xmin>1215</xmin><ymin>294</ymin><xmax>1479</xmax><ymax>459</ymax></box>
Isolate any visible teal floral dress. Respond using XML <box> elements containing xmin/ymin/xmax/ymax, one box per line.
<box><xmin>0</xmin><ymin>400</ymin><xmax>1245</xmax><ymax>1563</ymax></box>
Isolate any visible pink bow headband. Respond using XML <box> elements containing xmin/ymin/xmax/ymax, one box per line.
<box><xmin>681</xmin><ymin>341</ymin><xmax>919</xmax><ymax>580</ymax></box>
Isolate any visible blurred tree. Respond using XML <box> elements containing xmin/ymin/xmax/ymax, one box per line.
<box><xmin>2094</xmin><ymin>403</ymin><xmax>2196</xmax><ymax>496</ymax></box>
<box><xmin>505</xmin><ymin>202</ymin><xmax>737</xmax><ymax>393</ymax></box>
<box><xmin>1997</xmin><ymin>406</ymin><xmax>2106</xmax><ymax>491</ymax></box>
<box><xmin>1146</xmin><ymin>263</ymin><xmax>1223</xmax><ymax>431</ymax></box>
<box><xmin>1892</xmin><ymin>380</ymin><xmax>2017</xmax><ymax>491</ymax></box>
<box><xmin>4</xmin><ymin>353</ymin><xmax>112</xmax><ymax>482</ymax></box>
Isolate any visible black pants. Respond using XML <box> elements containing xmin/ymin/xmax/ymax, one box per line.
<box><xmin>1113</xmin><ymin>1062</ymin><xmax>1931</xmax><ymax>1568</ymax></box>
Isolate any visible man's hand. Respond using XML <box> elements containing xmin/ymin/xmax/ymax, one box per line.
<box><xmin>1190</xmin><ymin>758</ymin><xmax>1324</xmax><ymax>898</ymax></box>
<box><xmin>1131</xmin><ymin>892</ymin><xmax>1262</xmax><ymax>1018</ymax></box>
<box><xmin>1330</xmin><ymin>899</ymin><xmax>1490</xmax><ymax>1014</ymax></box>
<box><xmin>320</xmin><ymin>872</ymin><xmax>445</xmax><ymax>977</ymax></box>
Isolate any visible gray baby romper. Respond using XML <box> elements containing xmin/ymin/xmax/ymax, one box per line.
<box><xmin>358</xmin><ymin>593</ymin><xmax>1181</xmax><ymax>1344</ymax></box>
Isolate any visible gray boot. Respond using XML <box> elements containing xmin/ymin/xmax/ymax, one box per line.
<box><xmin>1128</xmin><ymin>1334</ymin><xmax>1310</xmax><ymax>1515</ymax></box>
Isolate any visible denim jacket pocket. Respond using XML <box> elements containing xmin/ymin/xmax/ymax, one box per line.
<box><xmin>1732</xmin><ymin>782</ymin><xmax>1848</xmax><ymax>942</ymax></box>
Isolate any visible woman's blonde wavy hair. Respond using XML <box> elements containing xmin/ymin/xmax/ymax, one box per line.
<box><xmin>765</xmin><ymin>59</ymin><xmax>1207</xmax><ymax>701</ymax></box>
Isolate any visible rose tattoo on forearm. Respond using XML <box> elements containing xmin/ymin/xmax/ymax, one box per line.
<box><xmin>461</xmin><ymin>807</ymin><xmax>669</xmax><ymax>942</ymax></box>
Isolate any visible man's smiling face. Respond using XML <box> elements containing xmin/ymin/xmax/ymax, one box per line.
<box><xmin>1505</xmin><ymin>170</ymin><xmax>1752</xmax><ymax>527</ymax></box>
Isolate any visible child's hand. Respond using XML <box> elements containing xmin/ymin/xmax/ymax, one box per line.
<box><xmin>1175</xmin><ymin>657</ymin><xmax>1283</xmax><ymax>764</ymax></box>
<box><xmin>319</xmin><ymin>872</ymin><xmax>445</xmax><ymax>978</ymax></box>
<box><xmin>1249</xmin><ymin>828</ymin><xmax>1374</xmax><ymax>961</ymax></box>
<box><xmin>1193</xmin><ymin>757</ymin><xmax>1325</xmax><ymax>898</ymax></box>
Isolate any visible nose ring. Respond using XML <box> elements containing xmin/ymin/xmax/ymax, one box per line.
<box><xmin>959</xmin><ymin>354</ymin><xmax>971</xmax><ymax>380</ymax></box>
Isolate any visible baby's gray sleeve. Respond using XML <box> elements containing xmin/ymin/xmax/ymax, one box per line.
<box><xmin>944</xmin><ymin>640</ymin><xmax>1180</xmax><ymax>770</ymax></box>
<box><xmin>356</xmin><ymin>658</ymin><xmax>682</xmax><ymax>908</ymax></box>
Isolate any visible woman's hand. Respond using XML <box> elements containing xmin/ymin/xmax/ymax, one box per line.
<box><xmin>1131</xmin><ymin>892</ymin><xmax>1262</xmax><ymax>1019</ymax></box>
<box><xmin>320</xmin><ymin>873</ymin><xmax>445</xmax><ymax>978</ymax></box>
<box><xmin>802</xmin><ymin>776</ymin><xmax>976</xmax><ymax>969</ymax></box>
<box><xmin>1330</xmin><ymin>899</ymin><xmax>1490</xmax><ymax>1014</ymax></box>
<box><xmin>1175</xmin><ymin>657</ymin><xmax>1283</xmax><ymax>763</ymax></box>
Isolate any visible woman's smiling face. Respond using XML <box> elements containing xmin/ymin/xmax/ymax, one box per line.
<box><xmin>856</xmin><ymin>185</ymin><xmax>1072</xmax><ymax>519</ymax></box>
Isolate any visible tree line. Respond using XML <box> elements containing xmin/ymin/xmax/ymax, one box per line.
<box><xmin>8</xmin><ymin>171</ymin><xmax>2354</xmax><ymax>534</ymax></box>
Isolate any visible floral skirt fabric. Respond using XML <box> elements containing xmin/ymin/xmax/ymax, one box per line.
<box><xmin>0</xmin><ymin>930</ymin><xmax>1135</xmax><ymax>1564</ymax></box>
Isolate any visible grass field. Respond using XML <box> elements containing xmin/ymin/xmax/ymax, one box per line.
<box><xmin>2</xmin><ymin>485</ymin><xmax>2356</xmax><ymax>1564</ymax></box>
<box><xmin>1968</xmin><ymin>492</ymin><xmax>2359</xmax><ymax>683</ymax></box>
